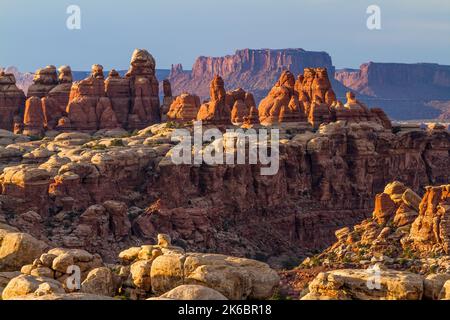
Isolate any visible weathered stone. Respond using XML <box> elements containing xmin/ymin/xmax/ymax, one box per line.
<box><xmin>159</xmin><ymin>284</ymin><xmax>228</xmax><ymax>300</ymax></box>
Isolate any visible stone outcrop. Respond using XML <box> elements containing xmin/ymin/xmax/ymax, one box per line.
<box><xmin>258</xmin><ymin>70</ymin><xmax>307</xmax><ymax>125</ymax></box>
<box><xmin>335</xmin><ymin>62</ymin><xmax>450</xmax><ymax>120</ymax></box>
<box><xmin>302</xmin><ymin>269</ymin><xmax>424</xmax><ymax>300</ymax></box>
<box><xmin>196</xmin><ymin>75</ymin><xmax>231</xmax><ymax>125</ymax></box>
<box><xmin>23</xmin><ymin>97</ymin><xmax>45</xmax><ymax>136</ymax></box>
<box><xmin>154</xmin><ymin>284</ymin><xmax>228</xmax><ymax>300</ymax></box>
<box><xmin>2</xmin><ymin>274</ymin><xmax>65</xmax><ymax>300</ymax></box>
<box><xmin>226</xmin><ymin>88</ymin><xmax>259</xmax><ymax>125</ymax></box>
<box><xmin>27</xmin><ymin>66</ymin><xmax>59</xmax><ymax>99</ymax></box>
<box><xmin>410</xmin><ymin>185</ymin><xmax>450</xmax><ymax>254</ymax></box>
<box><xmin>126</xmin><ymin>49</ymin><xmax>161</xmax><ymax>128</ymax></box>
<box><xmin>9</xmin><ymin>49</ymin><xmax>160</xmax><ymax>135</ymax></box>
<box><xmin>0</xmin><ymin>229</ymin><xmax>48</xmax><ymax>272</ymax></box>
<box><xmin>118</xmin><ymin>234</ymin><xmax>279</xmax><ymax>300</ymax></box>
<box><xmin>104</xmin><ymin>69</ymin><xmax>131</xmax><ymax>127</ymax></box>
<box><xmin>161</xmin><ymin>79</ymin><xmax>174</xmax><ymax>121</ymax></box>
<box><xmin>166</xmin><ymin>93</ymin><xmax>201</xmax><ymax>122</ymax></box>
<box><xmin>168</xmin><ymin>48</ymin><xmax>343</xmax><ymax>102</ymax></box>
<box><xmin>300</xmin><ymin>182</ymin><xmax>450</xmax><ymax>278</ymax></box>
<box><xmin>0</xmin><ymin>120</ymin><xmax>449</xmax><ymax>264</ymax></box>
<box><xmin>0</xmin><ymin>71</ymin><xmax>26</xmax><ymax>131</ymax></box>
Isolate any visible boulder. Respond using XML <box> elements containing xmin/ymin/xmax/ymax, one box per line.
<box><xmin>81</xmin><ymin>267</ymin><xmax>115</xmax><ymax>296</ymax></box>
<box><xmin>2</xmin><ymin>274</ymin><xmax>64</xmax><ymax>300</ymax></box>
<box><xmin>0</xmin><ymin>232</ymin><xmax>48</xmax><ymax>272</ymax></box>
<box><xmin>303</xmin><ymin>269</ymin><xmax>423</xmax><ymax>300</ymax></box>
<box><xmin>158</xmin><ymin>284</ymin><xmax>228</xmax><ymax>300</ymax></box>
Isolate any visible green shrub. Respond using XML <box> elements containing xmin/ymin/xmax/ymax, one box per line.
<box><xmin>110</xmin><ymin>138</ymin><xmax>124</xmax><ymax>147</ymax></box>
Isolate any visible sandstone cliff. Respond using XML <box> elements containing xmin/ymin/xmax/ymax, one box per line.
<box><xmin>169</xmin><ymin>48</ymin><xmax>348</xmax><ymax>102</ymax></box>
<box><xmin>335</xmin><ymin>62</ymin><xmax>450</xmax><ymax>120</ymax></box>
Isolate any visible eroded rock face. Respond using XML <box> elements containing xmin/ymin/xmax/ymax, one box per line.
<box><xmin>23</xmin><ymin>97</ymin><xmax>45</xmax><ymax>136</ymax></box>
<box><xmin>0</xmin><ymin>71</ymin><xmax>26</xmax><ymax>131</ymax></box>
<box><xmin>6</xmin><ymin>49</ymin><xmax>160</xmax><ymax>134</ymax></box>
<box><xmin>161</xmin><ymin>80</ymin><xmax>174</xmax><ymax>121</ymax></box>
<box><xmin>302</xmin><ymin>269</ymin><xmax>423</xmax><ymax>300</ymax></box>
<box><xmin>168</xmin><ymin>48</ymin><xmax>338</xmax><ymax>101</ymax></box>
<box><xmin>197</xmin><ymin>75</ymin><xmax>231</xmax><ymax>125</ymax></box>
<box><xmin>227</xmin><ymin>88</ymin><xmax>259</xmax><ymax>125</ymax></box>
<box><xmin>166</xmin><ymin>93</ymin><xmax>201</xmax><ymax>122</ymax></box>
<box><xmin>258</xmin><ymin>70</ymin><xmax>307</xmax><ymax>125</ymax></box>
<box><xmin>126</xmin><ymin>49</ymin><xmax>161</xmax><ymax>128</ymax></box>
<box><xmin>0</xmin><ymin>231</ymin><xmax>48</xmax><ymax>272</ymax></box>
<box><xmin>105</xmin><ymin>70</ymin><xmax>131</xmax><ymax>127</ymax></box>
<box><xmin>27</xmin><ymin>66</ymin><xmax>58</xmax><ymax>99</ymax></box>
<box><xmin>117</xmin><ymin>234</ymin><xmax>279</xmax><ymax>300</ymax></box>
<box><xmin>410</xmin><ymin>185</ymin><xmax>450</xmax><ymax>254</ymax></box>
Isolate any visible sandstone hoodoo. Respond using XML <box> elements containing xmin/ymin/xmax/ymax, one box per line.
<box><xmin>27</xmin><ymin>66</ymin><xmax>59</xmax><ymax>99</ymax></box>
<box><xmin>196</xmin><ymin>75</ymin><xmax>231</xmax><ymax>125</ymax></box>
<box><xmin>258</xmin><ymin>70</ymin><xmax>307</xmax><ymax>125</ymax></box>
<box><xmin>166</xmin><ymin>93</ymin><xmax>201</xmax><ymax>122</ymax></box>
<box><xmin>296</xmin><ymin>67</ymin><xmax>335</xmax><ymax>128</ymax></box>
<box><xmin>0</xmin><ymin>70</ymin><xmax>26</xmax><ymax>131</ymax></box>
<box><xmin>226</xmin><ymin>88</ymin><xmax>259</xmax><ymax>125</ymax></box>
<box><xmin>10</xmin><ymin>49</ymin><xmax>162</xmax><ymax>135</ymax></box>
<box><xmin>161</xmin><ymin>79</ymin><xmax>174</xmax><ymax>121</ymax></box>
<box><xmin>126</xmin><ymin>49</ymin><xmax>161</xmax><ymax>128</ymax></box>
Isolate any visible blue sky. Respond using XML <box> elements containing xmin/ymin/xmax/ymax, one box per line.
<box><xmin>1</xmin><ymin>0</ymin><xmax>449</xmax><ymax>72</ymax></box>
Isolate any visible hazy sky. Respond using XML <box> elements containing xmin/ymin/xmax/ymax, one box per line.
<box><xmin>1</xmin><ymin>0</ymin><xmax>449</xmax><ymax>72</ymax></box>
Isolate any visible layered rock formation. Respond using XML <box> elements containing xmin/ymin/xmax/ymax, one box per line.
<box><xmin>166</xmin><ymin>93</ymin><xmax>201</xmax><ymax>122</ymax></box>
<box><xmin>27</xmin><ymin>66</ymin><xmax>58</xmax><ymax>99</ymax></box>
<box><xmin>12</xmin><ymin>49</ymin><xmax>161</xmax><ymax>135</ymax></box>
<box><xmin>169</xmin><ymin>48</ymin><xmax>346</xmax><ymax>102</ymax></box>
<box><xmin>258</xmin><ymin>70</ymin><xmax>307</xmax><ymax>125</ymax></box>
<box><xmin>335</xmin><ymin>62</ymin><xmax>450</xmax><ymax>120</ymax></box>
<box><xmin>126</xmin><ymin>49</ymin><xmax>161</xmax><ymax>128</ymax></box>
<box><xmin>1</xmin><ymin>120</ymin><xmax>448</xmax><ymax>264</ymax></box>
<box><xmin>336</xmin><ymin>62</ymin><xmax>450</xmax><ymax>100</ymax></box>
<box><xmin>226</xmin><ymin>88</ymin><xmax>259</xmax><ymax>125</ymax></box>
<box><xmin>196</xmin><ymin>75</ymin><xmax>231</xmax><ymax>125</ymax></box>
<box><xmin>0</xmin><ymin>233</ymin><xmax>279</xmax><ymax>300</ymax></box>
<box><xmin>296</xmin><ymin>182</ymin><xmax>450</xmax><ymax>300</ymax></box>
<box><xmin>160</xmin><ymin>79</ymin><xmax>174</xmax><ymax>121</ymax></box>
<box><xmin>0</xmin><ymin>71</ymin><xmax>26</xmax><ymax>131</ymax></box>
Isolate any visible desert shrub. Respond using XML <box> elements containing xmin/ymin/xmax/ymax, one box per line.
<box><xmin>110</xmin><ymin>138</ymin><xmax>124</xmax><ymax>147</ymax></box>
